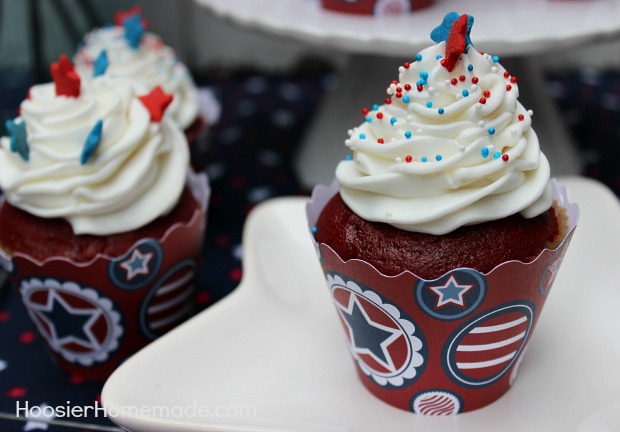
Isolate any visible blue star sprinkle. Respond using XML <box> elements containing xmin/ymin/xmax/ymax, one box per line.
<box><xmin>81</xmin><ymin>120</ymin><xmax>103</xmax><ymax>165</ymax></box>
<box><xmin>430</xmin><ymin>12</ymin><xmax>474</xmax><ymax>50</ymax></box>
<box><xmin>5</xmin><ymin>119</ymin><xmax>29</xmax><ymax>162</ymax></box>
<box><xmin>93</xmin><ymin>50</ymin><xmax>109</xmax><ymax>77</ymax></box>
<box><xmin>123</xmin><ymin>14</ymin><xmax>144</xmax><ymax>49</ymax></box>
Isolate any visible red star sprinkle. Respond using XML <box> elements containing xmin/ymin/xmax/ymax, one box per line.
<box><xmin>6</xmin><ymin>387</ymin><xmax>26</xmax><ymax>399</ymax></box>
<box><xmin>443</xmin><ymin>14</ymin><xmax>469</xmax><ymax>72</ymax></box>
<box><xmin>19</xmin><ymin>331</ymin><xmax>35</xmax><ymax>344</ymax></box>
<box><xmin>50</xmin><ymin>54</ymin><xmax>81</xmax><ymax>98</ymax></box>
<box><xmin>138</xmin><ymin>86</ymin><xmax>173</xmax><ymax>122</ymax></box>
<box><xmin>0</xmin><ymin>310</ymin><xmax>10</xmax><ymax>322</ymax></box>
<box><xmin>114</xmin><ymin>5</ymin><xmax>149</xmax><ymax>27</ymax></box>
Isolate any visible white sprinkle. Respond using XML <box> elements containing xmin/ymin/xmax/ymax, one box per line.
<box><xmin>347</xmin><ymin>129</ymin><xmax>353</xmax><ymax>136</ymax></box>
<box><xmin>428</xmin><ymin>86</ymin><xmax>435</xmax><ymax>94</ymax></box>
<box><xmin>511</xmin><ymin>129</ymin><xmax>517</xmax><ymax>136</ymax></box>
<box><xmin>395</xmin><ymin>157</ymin><xmax>402</xmax><ymax>163</ymax></box>
<box><xmin>459</xmin><ymin>144</ymin><xmax>465</xmax><ymax>151</ymax></box>
<box><xmin>471</xmin><ymin>84</ymin><xmax>478</xmax><ymax>91</ymax></box>
<box><xmin>399</xmin><ymin>66</ymin><xmax>405</xmax><ymax>73</ymax></box>
<box><xmin>475</xmin><ymin>103</ymin><xmax>482</xmax><ymax>110</ymax></box>
<box><xmin>528</xmin><ymin>110</ymin><xmax>534</xmax><ymax>116</ymax></box>
<box><xmin>416</xmin><ymin>128</ymin><xmax>423</xmax><ymax>134</ymax></box>
<box><xmin>491</xmin><ymin>66</ymin><xmax>498</xmax><ymax>73</ymax></box>
<box><xmin>345</xmin><ymin>139</ymin><xmax>352</xmax><ymax>145</ymax></box>
<box><xmin>456</xmin><ymin>94</ymin><xmax>463</xmax><ymax>100</ymax></box>
<box><xmin>478</xmin><ymin>120</ymin><xmax>485</xmax><ymax>127</ymax></box>
<box><xmin>444</xmin><ymin>80</ymin><xmax>451</xmax><ymax>86</ymax></box>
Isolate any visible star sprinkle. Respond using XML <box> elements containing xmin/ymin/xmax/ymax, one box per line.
<box><xmin>123</xmin><ymin>13</ymin><xmax>145</xmax><ymax>49</ymax></box>
<box><xmin>431</xmin><ymin>12</ymin><xmax>474</xmax><ymax>48</ymax></box>
<box><xmin>93</xmin><ymin>50</ymin><xmax>109</xmax><ymax>77</ymax></box>
<box><xmin>81</xmin><ymin>120</ymin><xmax>103</xmax><ymax>165</ymax></box>
<box><xmin>50</xmin><ymin>54</ymin><xmax>81</xmax><ymax>97</ymax></box>
<box><xmin>443</xmin><ymin>14</ymin><xmax>471</xmax><ymax>72</ymax></box>
<box><xmin>114</xmin><ymin>5</ymin><xmax>143</xmax><ymax>26</ymax></box>
<box><xmin>138</xmin><ymin>86</ymin><xmax>173</xmax><ymax>122</ymax></box>
<box><xmin>5</xmin><ymin>119</ymin><xmax>29</xmax><ymax>162</ymax></box>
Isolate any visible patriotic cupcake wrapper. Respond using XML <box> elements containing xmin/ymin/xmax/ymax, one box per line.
<box><xmin>307</xmin><ymin>179</ymin><xmax>579</xmax><ymax>413</ymax></box>
<box><xmin>0</xmin><ymin>170</ymin><xmax>210</xmax><ymax>381</ymax></box>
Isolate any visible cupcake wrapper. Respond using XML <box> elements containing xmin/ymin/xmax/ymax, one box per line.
<box><xmin>306</xmin><ymin>179</ymin><xmax>579</xmax><ymax>414</ymax></box>
<box><xmin>0</xmin><ymin>170</ymin><xmax>210</xmax><ymax>381</ymax></box>
<box><xmin>320</xmin><ymin>0</ymin><xmax>434</xmax><ymax>16</ymax></box>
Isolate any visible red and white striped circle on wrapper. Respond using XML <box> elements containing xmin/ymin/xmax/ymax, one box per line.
<box><xmin>0</xmin><ymin>171</ymin><xmax>210</xmax><ymax>381</ymax></box>
<box><xmin>306</xmin><ymin>179</ymin><xmax>579</xmax><ymax>414</ymax></box>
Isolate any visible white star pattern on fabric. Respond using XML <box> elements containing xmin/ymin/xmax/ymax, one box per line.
<box><xmin>23</xmin><ymin>404</ymin><xmax>54</xmax><ymax>431</ymax></box>
<box><xmin>338</xmin><ymin>295</ymin><xmax>402</xmax><ymax>373</ymax></box>
<box><xmin>428</xmin><ymin>275</ymin><xmax>474</xmax><ymax>308</ymax></box>
<box><xmin>0</xmin><ymin>359</ymin><xmax>7</xmax><ymax>372</ymax></box>
<box><xmin>120</xmin><ymin>249</ymin><xmax>154</xmax><ymax>281</ymax></box>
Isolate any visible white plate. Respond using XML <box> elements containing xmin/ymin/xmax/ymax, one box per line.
<box><xmin>102</xmin><ymin>176</ymin><xmax>620</xmax><ymax>432</ymax></box>
<box><xmin>193</xmin><ymin>0</ymin><xmax>620</xmax><ymax>56</ymax></box>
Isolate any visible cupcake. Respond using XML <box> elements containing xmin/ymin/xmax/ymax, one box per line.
<box><xmin>307</xmin><ymin>13</ymin><xmax>579</xmax><ymax>413</ymax></box>
<box><xmin>0</xmin><ymin>55</ymin><xmax>210</xmax><ymax>380</ymax></box>
<box><xmin>320</xmin><ymin>0</ymin><xmax>434</xmax><ymax>16</ymax></box>
<box><xmin>73</xmin><ymin>6</ymin><xmax>210</xmax><ymax>166</ymax></box>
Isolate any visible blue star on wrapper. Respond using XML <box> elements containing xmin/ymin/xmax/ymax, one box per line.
<box><xmin>5</xmin><ymin>119</ymin><xmax>29</xmax><ymax>162</ymax></box>
<box><xmin>81</xmin><ymin>119</ymin><xmax>103</xmax><ymax>165</ymax></box>
<box><xmin>123</xmin><ymin>13</ymin><xmax>145</xmax><ymax>49</ymax></box>
<box><xmin>93</xmin><ymin>50</ymin><xmax>109</xmax><ymax>77</ymax></box>
<box><xmin>430</xmin><ymin>12</ymin><xmax>474</xmax><ymax>50</ymax></box>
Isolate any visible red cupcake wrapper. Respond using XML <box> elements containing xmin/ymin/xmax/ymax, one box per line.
<box><xmin>306</xmin><ymin>179</ymin><xmax>579</xmax><ymax>414</ymax></box>
<box><xmin>0</xmin><ymin>170</ymin><xmax>210</xmax><ymax>381</ymax></box>
<box><xmin>320</xmin><ymin>0</ymin><xmax>434</xmax><ymax>16</ymax></box>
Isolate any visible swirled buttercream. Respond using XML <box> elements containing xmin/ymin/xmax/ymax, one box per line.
<box><xmin>337</xmin><ymin>36</ymin><xmax>553</xmax><ymax>235</ymax></box>
<box><xmin>0</xmin><ymin>77</ymin><xmax>189</xmax><ymax>235</ymax></box>
<box><xmin>74</xmin><ymin>27</ymin><xmax>199</xmax><ymax>130</ymax></box>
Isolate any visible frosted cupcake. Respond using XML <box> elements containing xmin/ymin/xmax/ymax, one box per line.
<box><xmin>0</xmin><ymin>55</ymin><xmax>210</xmax><ymax>380</ymax></box>
<box><xmin>73</xmin><ymin>7</ymin><xmax>209</xmax><ymax>163</ymax></box>
<box><xmin>307</xmin><ymin>13</ymin><xmax>579</xmax><ymax>413</ymax></box>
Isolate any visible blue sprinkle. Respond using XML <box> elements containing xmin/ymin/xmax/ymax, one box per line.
<box><xmin>436</xmin><ymin>55</ymin><xmax>442</xmax><ymax>60</ymax></box>
<box><xmin>426</xmin><ymin>101</ymin><xmax>433</xmax><ymax>108</ymax></box>
<box><xmin>405</xmin><ymin>131</ymin><xmax>412</xmax><ymax>138</ymax></box>
<box><xmin>492</xmin><ymin>55</ymin><xmax>500</xmax><ymax>62</ymax></box>
<box><xmin>366</xmin><ymin>117</ymin><xmax>372</xmax><ymax>123</ymax></box>
<box><xmin>435</xmin><ymin>154</ymin><xmax>442</xmax><ymax>161</ymax></box>
<box><xmin>488</xmin><ymin>127</ymin><xmax>496</xmax><ymax>135</ymax></box>
<box><xmin>421</xmin><ymin>156</ymin><xmax>428</xmax><ymax>162</ymax></box>
<box><xmin>462</xmin><ymin>89</ymin><xmax>469</xmax><ymax>97</ymax></box>
<box><xmin>493</xmin><ymin>151</ymin><xmax>501</xmax><ymax>159</ymax></box>
<box><xmin>420</xmin><ymin>71</ymin><xmax>429</xmax><ymax>79</ymax></box>
<box><xmin>468</xmin><ymin>64</ymin><xmax>474</xmax><ymax>71</ymax></box>
<box><xmin>390</xmin><ymin>117</ymin><xmax>397</xmax><ymax>125</ymax></box>
<box><xmin>481</xmin><ymin>147</ymin><xmax>489</xmax><ymax>158</ymax></box>
<box><xmin>5</xmin><ymin>119</ymin><xmax>29</xmax><ymax>162</ymax></box>
<box><xmin>93</xmin><ymin>50</ymin><xmax>109</xmax><ymax>77</ymax></box>
<box><xmin>345</xmin><ymin>154</ymin><xmax>352</xmax><ymax>160</ymax></box>
<box><xmin>415</xmin><ymin>53</ymin><xmax>422</xmax><ymax>61</ymax></box>
<box><xmin>438</xmin><ymin>108</ymin><xmax>445</xmax><ymax>114</ymax></box>
<box><xmin>359</xmin><ymin>133</ymin><xmax>366</xmax><ymax>139</ymax></box>
<box><xmin>372</xmin><ymin>104</ymin><xmax>379</xmax><ymax>111</ymax></box>
<box><xmin>402</xmin><ymin>96</ymin><xmax>410</xmax><ymax>104</ymax></box>
<box><xmin>123</xmin><ymin>14</ymin><xmax>144</xmax><ymax>49</ymax></box>
<box><xmin>311</xmin><ymin>226</ymin><xmax>317</xmax><ymax>234</ymax></box>
<box><xmin>81</xmin><ymin>120</ymin><xmax>103</xmax><ymax>165</ymax></box>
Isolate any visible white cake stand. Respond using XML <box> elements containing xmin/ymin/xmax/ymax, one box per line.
<box><xmin>194</xmin><ymin>0</ymin><xmax>620</xmax><ymax>186</ymax></box>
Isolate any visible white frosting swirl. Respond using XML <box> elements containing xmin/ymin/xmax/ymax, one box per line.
<box><xmin>336</xmin><ymin>42</ymin><xmax>553</xmax><ymax>235</ymax></box>
<box><xmin>74</xmin><ymin>27</ymin><xmax>199</xmax><ymax>130</ymax></box>
<box><xmin>0</xmin><ymin>77</ymin><xmax>189</xmax><ymax>235</ymax></box>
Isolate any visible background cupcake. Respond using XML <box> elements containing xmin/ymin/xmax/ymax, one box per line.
<box><xmin>0</xmin><ymin>55</ymin><xmax>210</xmax><ymax>381</ymax></box>
<box><xmin>73</xmin><ymin>6</ymin><xmax>211</xmax><ymax>166</ymax></box>
<box><xmin>307</xmin><ymin>12</ymin><xmax>579</xmax><ymax>413</ymax></box>
<box><xmin>320</xmin><ymin>0</ymin><xmax>434</xmax><ymax>16</ymax></box>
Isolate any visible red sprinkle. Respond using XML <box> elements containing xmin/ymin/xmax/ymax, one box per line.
<box><xmin>417</xmin><ymin>84</ymin><xmax>424</xmax><ymax>92</ymax></box>
<box><xmin>518</xmin><ymin>114</ymin><xmax>525</xmax><ymax>121</ymax></box>
<box><xmin>510</xmin><ymin>76</ymin><xmax>518</xmax><ymax>83</ymax></box>
<box><xmin>396</xmin><ymin>87</ymin><xmax>402</xmax><ymax>93</ymax></box>
<box><xmin>378</xmin><ymin>138</ymin><xmax>385</xmax><ymax>144</ymax></box>
<box><xmin>396</xmin><ymin>93</ymin><xmax>403</xmax><ymax>98</ymax></box>
<box><xmin>392</xmin><ymin>80</ymin><xmax>399</xmax><ymax>85</ymax></box>
<box><xmin>483</xmin><ymin>90</ymin><xmax>491</xmax><ymax>98</ymax></box>
<box><xmin>459</xmin><ymin>75</ymin><xmax>466</xmax><ymax>82</ymax></box>
<box><xmin>503</xmin><ymin>71</ymin><xmax>510</xmax><ymax>78</ymax></box>
<box><xmin>404</xmin><ymin>83</ymin><xmax>412</xmax><ymax>91</ymax></box>
<box><xmin>405</xmin><ymin>155</ymin><xmax>413</xmax><ymax>163</ymax></box>
<box><xmin>472</xmin><ymin>77</ymin><xmax>479</xmax><ymax>84</ymax></box>
<box><xmin>404</xmin><ymin>62</ymin><xmax>411</xmax><ymax>69</ymax></box>
<box><xmin>440</xmin><ymin>58</ymin><xmax>447</xmax><ymax>67</ymax></box>
<box><xmin>376</xmin><ymin>112</ymin><xmax>384</xmax><ymax>119</ymax></box>
<box><xmin>506</xmin><ymin>84</ymin><xmax>512</xmax><ymax>91</ymax></box>
<box><xmin>385</xmin><ymin>98</ymin><xmax>392</xmax><ymax>104</ymax></box>
<box><xmin>502</xmin><ymin>154</ymin><xmax>509</xmax><ymax>161</ymax></box>
<box><xmin>479</xmin><ymin>97</ymin><xmax>487</xmax><ymax>104</ymax></box>
<box><xmin>451</xmin><ymin>78</ymin><xmax>458</xmax><ymax>85</ymax></box>
<box><xmin>362</xmin><ymin>108</ymin><xmax>369</xmax><ymax>115</ymax></box>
